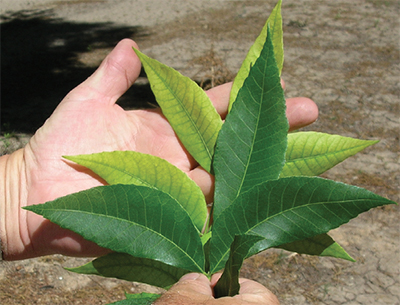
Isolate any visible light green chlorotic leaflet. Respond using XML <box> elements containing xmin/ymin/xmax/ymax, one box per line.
<box><xmin>133</xmin><ymin>48</ymin><xmax>223</xmax><ymax>174</ymax></box>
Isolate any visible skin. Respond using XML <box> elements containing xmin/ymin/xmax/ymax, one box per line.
<box><xmin>154</xmin><ymin>273</ymin><xmax>280</xmax><ymax>305</ymax></box>
<box><xmin>0</xmin><ymin>38</ymin><xmax>318</xmax><ymax>261</ymax></box>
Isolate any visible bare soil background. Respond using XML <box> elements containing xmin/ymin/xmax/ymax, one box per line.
<box><xmin>1</xmin><ymin>0</ymin><xmax>399</xmax><ymax>304</ymax></box>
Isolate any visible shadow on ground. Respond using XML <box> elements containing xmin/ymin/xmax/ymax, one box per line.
<box><xmin>1</xmin><ymin>9</ymin><xmax>155</xmax><ymax>134</ymax></box>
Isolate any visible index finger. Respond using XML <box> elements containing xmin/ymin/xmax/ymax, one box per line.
<box><xmin>206</xmin><ymin>82</ymin><xmax>318</xmax><ymax>131</ymax></box>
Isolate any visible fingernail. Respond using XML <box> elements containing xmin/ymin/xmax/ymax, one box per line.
<box><xmin>180</xmin><ymin>273</ymin><xmax>201</xmax><ymax>281</ymax></box>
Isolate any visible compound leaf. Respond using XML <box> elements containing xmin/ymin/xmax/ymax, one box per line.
<box><xmin>25</xmin><ymin>184</ymin><xmax>205</xmax><ymax>273</ymax></box>
<box><xmin>213</xmin><ymin>26</ymin><xmax>288</xmax><ymax>218</ymax></box>
<box><xmin>65</xmin><ymin>151</ymin><xmax>207</xmax><ymax>231</ymax></box>
<box><xmin>67</xmin><ymin>252</ymin><xmax>189</xmax><ymax>288</ymax></box>
<box><xmin>209</xmin><ymin>176</ymin><xmax>395</xmax><ymax>273</ymax></box>
<box><xmin>281</xmin><ymin>132</ymin><xmax>379</xmax><ymax>177</ymax></box>
<box><xmin>229</xmin><ymin>0</ymin><xmax>283</xmax><ymax>110</ymax></box>
<box><xmin>134</xmin><ymin>48</ymin><xmax>222</xmax><ymax>173</ymax></box>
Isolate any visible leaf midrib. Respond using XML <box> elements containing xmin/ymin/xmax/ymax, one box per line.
<box><xmin>233</xmin><ymin>56</ymin><xmax>281</xmax><ymax>201</ymax></box>
<box><xmin>286</xmin><ymin>142</ymin><xmax>375</xmax><ymax>163</ymax></box>
<box><xmin>143</xmin><ymin>56</ymin><xmax>213</xmax><ymax>162</ymax></box>
<box><xmin>70</xmin><ymin>158</ymin><xmax>154</xmax><ymax>188</ymax></box>
<box><xmin>234</xmin><ymin>83</ymin><xmax>262</xmax><ymax>201</ymax></box>
<box><xmin>91</xmin><ymin>256</ymin><xmax>188</xmax><ymax>285</ymax></box>
<box><xmin>99</xmin><ymin>261</ymin><xmax>185</xmax><ymax>281</ymax></box>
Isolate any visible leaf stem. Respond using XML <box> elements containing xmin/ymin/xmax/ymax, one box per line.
<box><xmin>202</xmin><ymin>202</ymin><xmax>214</xmax><ymax>235</ymax></box>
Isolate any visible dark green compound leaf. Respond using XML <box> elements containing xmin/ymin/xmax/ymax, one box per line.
<box><xmin>277</xmin><ymin>233</ymin><xmax>355</xmax><ymax>261</ymax></box>
<box><xmin>109</xmin><ymin>293</ymin><xmax>161</xmax><ymax>305</ymax></box>
<box><xmin>67</xmin><ymin>252</ymin><xmax>190</xmax><ymax>288</ymax></box>
<box><xmin>213</xmin><ymin>26</ymin><xmax>288</xmax><ymax>219</ymax></box>
<box><xmin>281</xmin><ymin>132</ymin><xmax>379</xmax><ymax>178</ymax></box>
<box><xmin>133</xmin><ymin>48</ymin><xmax>223</xmax><ymax>173</ymax></box>
<box><xmin>125</xmin><ymin>292</ymin><xmax>161</xmax><ymax>301</ymax></box>
<box><xmin>209</xmin><ymin>176</ymin><xmax>396</xmax><ymax>273</ymax></box>
<box><xmin>64</xmin><ymin>151</ymin><xmax>208</xmax><ymax>232</ymax></box>
<box><xmin>213</xmin><ymin>234</ymin><xmax>264</xmax><ymax>298</ymax></box>
<box><xmin>25</xmin><ymin>184</ymin><xmax>205</xmax><ymax>273</ymax></box>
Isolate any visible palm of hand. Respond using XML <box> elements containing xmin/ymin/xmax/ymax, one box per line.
<box><xmin>25</xmin><ymin>95</ymin><xmax>196</xmax><ymax>204</ymax></box>
<box><xmin>20</xmin><ymin>39</ymin><xmax>220</xmax><ymax>257</ymax></box>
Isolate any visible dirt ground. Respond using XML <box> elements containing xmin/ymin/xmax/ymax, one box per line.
<box><xmin>1</xmin><ymin>0</ymin><xmax>399</xmax><ymax>304</ymax></box>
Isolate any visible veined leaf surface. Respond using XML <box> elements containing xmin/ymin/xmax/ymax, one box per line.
<box><xmin>281</xmin><ymin>132</ymin><xmax>378</xmax><ymax>177</ymax></box>
<box><xmin>65</xmin><ymin>151</ymin><xmax>207</xmax><ymax>231</ymax></box>
<box><xmin>209</xmin><ymin>176</ymin><xmax>395</xmax><ymax>273</ymax></box>
<box><xmin>213</xmin><ymin>26</ymin><xmax>288</xmax><ymax>218</ymax></box>
<box><xmin>229</xmin><ymin>0</ymin><xmax>283</xmax><ymax>111</ymax></box>
<box><xmin>134</xmin><ymin>48</ymin><xmax>222</xmax><ymax>173</ymax></box>
<box><xmin>67</xmin><ymin>252</ymin><xmax>189</xmax><ymax>288</ymax></box>
<box><xmin>25</xmin><ymin>184</ymin><xmax>205</xmax><ymax>273</ymax></box>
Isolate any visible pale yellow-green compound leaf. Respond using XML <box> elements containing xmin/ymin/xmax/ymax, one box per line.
<box><xmin>280</xmin><ymin>132</ymin><xmax>379</xmax><ymax>177</ymax></box>
<box><xmin>133</xmin><ymin>48</ymin><xmax>223</xmax><ymax>173</ymax></box>
<box><xmin>64</xmin><ymin>151</ymin><xmax>207</xmax><ymax>231</ymax></box>
<box><xmin>229</xmin><ymin>0</ymin><xmax>283</xmax><ymax>111</ymax></box>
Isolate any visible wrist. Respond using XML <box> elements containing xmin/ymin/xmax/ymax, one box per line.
<box><xmin>0</xmin><ymin>149</ymin><xmax>29</xmax><ymax>260</ymax></box>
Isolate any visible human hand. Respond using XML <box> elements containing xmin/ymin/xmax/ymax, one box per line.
<box><xmin>0</xmin><ymin>39</ymin><xmax>318</xmax><ymax>260</ymax></box>
<box><xmin>154</xmin><ymin>273</ymin><xmax>280</xmax><ymax>305</ymax></box>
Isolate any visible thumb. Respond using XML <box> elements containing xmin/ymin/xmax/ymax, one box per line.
<box><xmin>171</xmin><ymin>273</ymin><xmax>213</xmax><ymax>296</ymax></box>
<box><xmin>75</xmin><ymin>38</ymin><xmax>142</xmax><ymax>104</ymax></box>
<box><xmin>154</xmin><ymin>273</ymin><xmax>213</xmax><ymax>304</ymax></box>
<box><xmin>236</xmin><ymin>278</ymin><xmax>280</xmax><ymax>304</ymax></box>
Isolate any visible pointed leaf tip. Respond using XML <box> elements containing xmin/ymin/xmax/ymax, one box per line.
<box><xmin>229</xmin><ymin>0</ymin><xmax>283</xmax><ymax>110</ymax></box>
<box><xmin>133</xmin><ymin>48</ymin><xmax>223</xmax><ymax>173</ymax></box>
<box><xmin>282</xmin><ymin>132</ymin><xmax>380</xmax><ymax>177</ymax></box>
<box><xmin>64</xmin><ymin>151</ymin><xmax>208</xmax><ymax>231</ymax></box>
<box><xmin>277</xmin><ymin>233</ymin><xmax>356</xmax><ymax>262</ymax></box>
<box><xmin>67</xmin><ymin>252</ymin><xmax>189</xmax><ymax>288</ymax></box>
